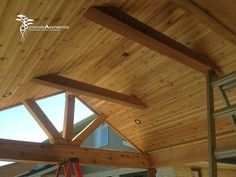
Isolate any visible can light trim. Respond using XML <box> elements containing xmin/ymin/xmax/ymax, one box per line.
<box><xmin>2</xmin><ymin>92</ymin><xmax>12</xmax><ymax>98</ymax></box>
<box><xmin>134</xmin><ymin>119</ymin><xmax>141</xmax><ymax>124</ymax></box>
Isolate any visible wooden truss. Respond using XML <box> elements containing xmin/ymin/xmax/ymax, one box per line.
<box><xmin>0</xmin><ymin>74</ymin><xmax>153</xmax><ymax>169</ymax></box>
<box><xmin>1</xmin><ymin>73</ymin><xmax>236</xmax><ymax>171</ymax></box>
<box><xmin>1</xmin><ymin>3</ymin><xmax>236</xmax><ymax>175</ymax></box>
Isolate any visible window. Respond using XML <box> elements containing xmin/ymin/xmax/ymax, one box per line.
<box><xmin>95</xmin><ymin>124</ymin><xmax>108</xmax><ymax>147</ymax></box>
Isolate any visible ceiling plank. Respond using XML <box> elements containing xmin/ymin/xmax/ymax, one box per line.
<box><xmin>33</xmin><ymin>74</ymin><xmax>146</xmax><ymax>109</ymax></box>
<box><xmin>172</xmin><ymin>0</ymin><xmax>236</xmax><ymax>45</ymax></box>
<box><xmin>150</xmin><ymin>132</ymin><xmax>236</xmax><ymax>167</ymax></box>
<box><xmin>73</xmin><ymin>115</ymin><xmax>105</xmax><ymax>145</ymax></box>
<box><xmin>83</xmin><ymin>6</ymin><xmax>222</xmax><ymax>75</ymax></box>
<box><xmin>0</xmin><ymin>139</ymin><xmax>150</xmax><ymax>168</ymax></box>
<box><xmin>23</xmin><ymin>99</ymin><xmax>62</xmax><ymax>144</ymax></box>
<box><xmin>63</xmin><ymin>94</ymin><xmax>75</xmax><ymax>142</ymax></box>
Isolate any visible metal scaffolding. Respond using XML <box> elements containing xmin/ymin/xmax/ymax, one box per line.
<box><xmin>207</xmin><ymin>70</ymin><xmax>236</xmax><ymax>177</ymax></box>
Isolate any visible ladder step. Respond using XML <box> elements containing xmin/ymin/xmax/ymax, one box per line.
<box><xmin>218</xmin><ymin>87</ymin><xmax>236</xmax><ymax>130</ymax></box>
<box><xmin>221</xmin><ymin>80</ymin><xmax>236</xmax><ymax>90</ymax></box>
<box><xmin>211</xmin><ymin>71</ymin><xmax>236</xmax><ymax>88</ymax></box>
<box><xmin>213</xmin><ymin>104</ymin><xmax>236</xmax><ymax>118</ymax></box>
<box><xmin>215</xmin><ymin>148</ymin><xmax>236</xmax><ymax>159</ymax></box>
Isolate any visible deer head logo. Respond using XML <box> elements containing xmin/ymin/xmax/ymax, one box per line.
<box><xmin>16</xmin><ymin>14</ymin><xmax>34</xmax><ymax>41</ymax></box>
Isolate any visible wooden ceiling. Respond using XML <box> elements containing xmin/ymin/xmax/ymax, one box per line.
<box><xmin>1</xmin><ymin>0</ymin><xmax>236</xmax><ymax>165</ymax></box>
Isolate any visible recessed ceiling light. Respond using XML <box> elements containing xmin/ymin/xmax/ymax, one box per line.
<box><xmin>122</xmin><ymin>52</ymin><xmax>130</xmax><ymax>57</ymax></box>
<box><xmin>2</xmin><ymin>92</ymin><xmax>12</xmax><ymax>98</ymax></box>
<box><xmin>134</xmin><ymin>119</ymin><xmax>141</xmax><ymax>124</ymax></box>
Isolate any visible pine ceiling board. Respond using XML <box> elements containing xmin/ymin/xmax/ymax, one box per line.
<box><xmin>0</xmin><ymin>0</ymin><xmax>129</xmax><ymax>108</ymax></box>
<box><xmin>192</xmin><ymin>0</ymin><xmax>236</xmax><ymax>33</ymax></box>
<box><xmin>77</xmin><ymin>56</ymin><xmax>235</xmax><ymax>152</ymax></box>
<box><xmin>0</xmin><ymin>1</ymin><xmax>30</xmax><ymax>83</ymax></box>
<box><xmin>133</xmin><ymin>119</ymin><xmax>234</xmax><ymax>149</ymax></box>
<box><xmin>193</xmin><ymin>32</ymin><xmax>236</xmax><ymax>73</ymax></box>
<box><xmin>0</xmin><ymin>0</ymin><xmax>236</xmax><ymax>154</ymax></box>
<box><xmin>0</xmin><ymin>0</ymin><xmax>65</xmax><ymax>102</ymax></box>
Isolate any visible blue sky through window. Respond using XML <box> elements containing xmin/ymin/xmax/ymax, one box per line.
<box><xmin>0</xmin><ymin>93</ymin><xmax>94</xmax><ymax>166</ymax></box>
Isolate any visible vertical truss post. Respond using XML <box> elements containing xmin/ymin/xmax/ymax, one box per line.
<box><xmin>207</xmin><ymin>70</ymin><xmax>217</xmax><ymax>177</ymax></box>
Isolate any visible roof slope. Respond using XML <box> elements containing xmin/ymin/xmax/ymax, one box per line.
<box><xmin>0</xmin><ymin>0</ymin><xmax>236</xmax><ymax>155</ymax></box>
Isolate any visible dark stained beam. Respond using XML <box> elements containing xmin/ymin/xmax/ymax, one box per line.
<box><xmin>84</xmin><ymin>6</ymin><xmax>222</xmax><ymax>75</ymax></box>
<box><xmin>0</xmin><ymin>139</ymin><xmax>150</xmax><ymax>168</ymax></box>
<box><xmin>33</xmin><ymin>74</ymin><xmax>146</xmax><ymax>109</ymax></box>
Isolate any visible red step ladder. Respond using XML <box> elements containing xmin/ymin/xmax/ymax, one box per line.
<box><xmin>55</xmin><ymin>157</ymin><xmax>83</xmax><ymax>177</ymax></box>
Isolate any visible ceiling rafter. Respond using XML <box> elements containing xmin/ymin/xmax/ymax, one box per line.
<box><xmin>33</xmin><ymin>74</ymin><xmax>147</xmax><ymax>109</ymax></box>
<box><xmin>0</xmin><ymin>139</ymin><xmax>151</xmax><ymax>168</ymax></box>
<box><xmin>62</xmin><ymin>94</ymin><xmax>75</xmax><ymax>142</ymax></box>
<box><xmin>83</xmin><ymin>6</ymin><xmax>222</xmax><ymax>76</ymax></box>
<box><xmin>23</xmin><ymin>99</ymin><xmax>64</xmax><ymax>144</ymax></box>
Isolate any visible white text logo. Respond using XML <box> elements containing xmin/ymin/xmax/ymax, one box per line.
<box><xmin>16</xmin><ymin>14</ymin><xmax>34</xmax><ymax>41</ymax></box>
<box><xmin>16</xmin><ymin>14</ymin><xmax>69</xmax><ymax>41</ymax></box>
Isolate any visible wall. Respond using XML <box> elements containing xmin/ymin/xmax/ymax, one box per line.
<box><xmin>175</xmin><ymin>166</ymin><xmax>236</xmax><ymax>177</ymax></box>
<box><xmin>201</xmin><ymin>168</ymin><xmax>236</xmax><ymax>177</ymax></box>
<box><xmin>42</xmin><ymin>165</ymin><xmax>236</xmax><ymax>177</ymax></box>
<box><xmin>156</xmin><ymin>167</ymin><xmax>176</xmax><ymax>177</ymax></box>
<box><xmin>81</xmin><ymin>124</ymin><xmax>136</xmax><ymax>152</ymax></box>
<box><xmin>0</xmin><ymin>163</ymin><xmax>37</xmax><ymax>177</ymax></box>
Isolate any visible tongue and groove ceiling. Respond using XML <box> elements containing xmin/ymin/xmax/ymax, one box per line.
<box><xmin>0</xmin><ymin>0</ymin><xmax>236</xmax><ymax>154</ymax></box>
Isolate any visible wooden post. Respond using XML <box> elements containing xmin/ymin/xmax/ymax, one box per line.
<box><xmin>206</xmin><ymin>70</ymin><xmax>217</xmax><ymax>177</ymax></box>
<box><xmin>63</xmin><ymin>94</ymin><xmax>75</xmax><ymax>142</ymax></box>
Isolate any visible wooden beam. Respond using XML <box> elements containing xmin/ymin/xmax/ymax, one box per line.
<box><xmin>33</xmin><ymin>74</ymin><xmax>146</xmax><ymax>109</ymax></box>
<box><xmin>23</xmin><ymin>99</ymin><xmax>62</xmax><ymax>144</ymax></box>
<box><xmin>150</xmin><ymin>132</ymin><xmax>236</xmax><ymax>168</ymax></box>
<box><xmin>172</xmin><ymin>0</ymin><xmax>236</xmax><ymax>45</ymax></box>
<box><xmin>0</xmin><ymin>139</ymin><xmax>150</xmax><ymax>168</ymax></box>
<box><xmin>73</xmin><ymin>115</ymin><xmax>105</xmax><ymax>145</ymax></box>
<box><xmin>63</xmin><ymin>94</ymin><xmax>75</xmax><ymax>142</ymax></box>
<box><xmin>84</xmin><ymin>6</ymin><xmax>222</xmax><ymax>75</ymax></box>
